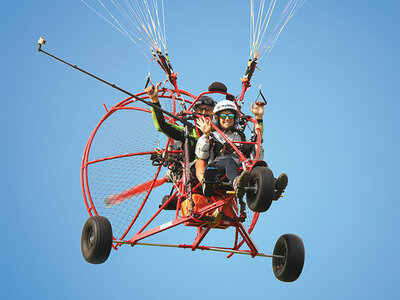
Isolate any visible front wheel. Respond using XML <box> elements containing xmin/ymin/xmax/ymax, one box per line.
<box><xmin>81</xmin><ymin>216</ymin><xmax>113</xmax><ymax>264</ymax></box>
<box><xmin>272</xmin><ymin>234</ymin><xmax>305</xmax><ymax>282</ymax></box>
<box><xmin>246</xmin><ymin>166</ymin><xmax>274</xmax><ymax>212</ymax></box>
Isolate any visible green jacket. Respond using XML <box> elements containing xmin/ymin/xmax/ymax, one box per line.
<box><xmin>151</xmin><ymin>102</ymin><xmax>198</xmax><ymax>162</ymax></box>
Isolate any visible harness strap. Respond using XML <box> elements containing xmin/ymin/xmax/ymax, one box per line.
<box><xmin>209</xmin><ymin>129</ymin><xmax>253</xmax><ymax>159</ymax></box>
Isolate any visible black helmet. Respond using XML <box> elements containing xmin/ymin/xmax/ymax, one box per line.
<box><xmin>208</xmin><ymin>82</ymin><xmax>227</xmax><ymax>92</ymax></box>
<box><xmin>208</xmin><ymin>82</ymin><xmax>235</xmax><ymax>101</ymax></box>
<box><xmin>193</xmin><ymin>95</ymin><xmax>216</xmax><ymax>110</ymax></box>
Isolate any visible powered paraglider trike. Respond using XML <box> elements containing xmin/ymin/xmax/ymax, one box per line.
<box><xmin>79</xmin><ymin>85</ymin><xmax>304</xmax><ymax>282</ymax></box>
<box><xmin>38</xmin><ymin>0</ymin><xmax>306</xmax><ymax>283</ymax></box>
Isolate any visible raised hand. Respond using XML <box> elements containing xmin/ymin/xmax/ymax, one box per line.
<box><xmin>251</xmin><ymin>102</ymin><xmax>264</xmax><ymax>119</ymax></box>
<box><xmin>145</xmin><ymin>83</ymin><xmax>161</xmax><ymax>103</ymax></box>
<box><xmin>196</xmin><ymin>117</ymin><xmax>212</xmax><ymax>136</ymax></box>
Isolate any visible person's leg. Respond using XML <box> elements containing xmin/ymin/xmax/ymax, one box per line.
<box><xmin>214</xmin><ymin>157</ymin><xmax>249</xmax><ymax>199</ymax></box>
<box><xmin>224</xmin><ymin>157</ymin><xmax>240</xmax><ymax>182</ymax></box>
<box><xmin>195</xmin><ymin>158</ymin><xmax>207</xmax><ymax>183</ymax></box>
<box><xmin>197</xmin><ymin>158</ymin><xmax>219</xmax><ymax>197</ymax></box>
<box><xmin>214</xmin><ymin>157</ymin><xmax>239</xmax><ymax>182</ymax></box>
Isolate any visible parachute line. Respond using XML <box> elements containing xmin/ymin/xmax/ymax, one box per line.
<box><xmin>80</xmin><ymin>0</ymin><xmax>167</xmax><ymax>58</ymax></box>
<box><xmin>249</xmin><ymin>0</ymin><xmax>305</xmax><ymax>62</ymax></box>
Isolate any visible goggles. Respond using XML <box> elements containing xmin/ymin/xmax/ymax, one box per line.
<box><xmin>199</xmin><ymin>99</ymin><xmax>216</xmax><ymax>106</ymax></box>
<box><xmin>196</xmin><ymin>106</ymin><xmax>214</xmax><ymax>113</ymax></box>
<box><xmin>219</xmin><ymin>113</ymin><xmax>235</xmax><ymax>120</ymax></box>
<box><xmin>193</xmin><ymin>97</ymin><xmax>216</xmax><ymax>110</ymax></box>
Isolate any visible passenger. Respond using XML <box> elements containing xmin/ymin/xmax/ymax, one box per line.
<box><xmin>195</xmin><ymin>99</ymin><xmax>287</xmax><ymax>200</ymax></box>
<box><xmin>195</xmin><ymin>100</ymin><xmax>258</xmax><ymax>198</ymax></box>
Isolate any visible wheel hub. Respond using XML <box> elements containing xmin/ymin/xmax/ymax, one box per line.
<box><xmin>274</xmin><ymin>244</ymin><xmax>287</xmax><ymax>274</ymax></box>
<box><xmin>88</xmin><ymin>228</ymin><xmax>95</xmax><ymax>248</ymax></box>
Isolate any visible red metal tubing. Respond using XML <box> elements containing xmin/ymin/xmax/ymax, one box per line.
<box><xmin>136</xmin><ymin>189</ymin><xmax>179</xmax><ymax>235</ymax></box>
<box><xmin>81</xmin><ymin>107</ymin><xmax>118</xmax><ymax>217</ymax></box>
<box><xmin>86</xmin><ymin>151</ymin><xmax>158</xmax><ymax>166</ymax></box>
<box><xmin>211</xmin><ymin>123</ymin><xmax>247</xmax><ymax>162</ymax></box>
<box><xmin>227</xmin><ymin>212</ymin><xmax>260</xmax><ymax>258</ymax></box>
<box><xmin>119</xmin><ymin>164</ymin><xmax>164</xmax><ymax>240</ymax></box>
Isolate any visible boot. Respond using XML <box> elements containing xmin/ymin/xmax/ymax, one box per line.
<box><xmin>202</xmin><ymin>164</ymin><xmax>219</xmax><ymax>197</ymax></box>
<box><xmin>232</xmin><ymin>170</ymin><xmax>250</xmax><ymax>199</ymax></box>
<box><xmin>273</xmin><ymin>173</ymin><xmax>288</xmax><ymax>200</ymax></box>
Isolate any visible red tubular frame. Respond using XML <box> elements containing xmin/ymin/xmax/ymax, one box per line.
<box><xmin>125</xmin><ymin>197</ymin><xmax>259</xmax><ymax>256</ymax></box>
<box><xmin>82</xmin><ymin>83</ymin><xmax>266</xmax><ymax>258</ymax></box>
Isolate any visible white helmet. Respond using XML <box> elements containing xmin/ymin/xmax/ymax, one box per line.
<box><xmin>213</xmin><ymin>100</ymin><xmax>238</xmax><ymax>115</ymax></box>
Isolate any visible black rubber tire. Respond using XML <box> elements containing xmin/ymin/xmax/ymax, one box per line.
<box><xmin>246</xmin><ymin>166</ymin><xmax>274</xmax><ymax>212</ymax></box>
<box><xmin>81</xmin><ymin>216</ymin><xmax>113</xmax><ymax>264</ymax></box>
<box><xmin>272</xmin><ymin>234</ymin><xmax>305</xmax><ymax>282</ymax></box>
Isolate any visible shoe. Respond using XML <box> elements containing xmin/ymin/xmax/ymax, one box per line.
<box><xmin>273</xmin><ymin>173</ymin><xmax>288</xmax><ymax>200</ymax></box>
<box><xmin>233</xmin><ymin>170</ymin><xmax>250</xmax><ymax>199</ymax></box>
<box><xmin>275</xmin><ymin>173</ymin><xmax>288</xmax><ymax>190</ymax></box>
<box><xmin>204</xmin><ymin>164</ymin><xmax>219</xmax><ymax>182</ymax></box>
<box><xmin>202</xmin><ymin>164</ymin><xmax>219</xmax><ymax>197</ymax></box>
<box><xmin>159</xmin><ymin>195</ymin><xmax>178</xmax><ymax>210</ymax></box>
<box><xmin>202</xmin><ymin>180</ymin><xmax>214</xmax><ymax>197</ymax></box>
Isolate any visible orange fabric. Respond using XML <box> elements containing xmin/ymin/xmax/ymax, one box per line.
<box><xmin>180</xmin><ymin>194</ymin><xmax>238</xmax><ymax>218</ymax></box>
<box><xmin>180</xmin><ymin>194</ymin><xmax>214</xmax><ymax>216</ymax></box>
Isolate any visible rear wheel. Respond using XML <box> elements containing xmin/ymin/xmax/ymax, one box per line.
<box><xmin>81</xmin><ymin>216</ymin><xmax>113</xmax><ymax>264</ymax></box>
<box><xmin>246</xmin><ymin>166</ymin><xmax>274</xmax><ymax>212</ymax></box>
<box><xmin>272</xmin><ymin>234</ymin><xmax>305</xmax><ymax>282</ymax></box>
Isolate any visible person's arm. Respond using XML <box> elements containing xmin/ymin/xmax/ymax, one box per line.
<box><xmin>195</xmin><ymin>117</ymin><xmax>212</xmax><ymax>159</ymax></box>
<box><xmin>195</xmin><ymin>134</ymin><xmax>211</xmax><ymax>160</ymax></box>
<box><xmin>251</xmin><ymin>102</ymin><xmax>264</xmax><ymax>136</ymax></box>
<box><xmin>254</xmin><ymin>121</ymin><xmax>263</xmax><ymax>136</ymax></box>
<box><xmin>145</xmin><ymin>84</ymin><xmax>184</xmax><ymax>141</ymax></box>
<box><xmin>151</xmin><ymin>102</ymin><xmax>185</xmax><ymax>140</ymax></box>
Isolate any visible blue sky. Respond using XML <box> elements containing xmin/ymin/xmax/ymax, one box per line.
<box><xmin>1</xmin><ymin>1</ymin><xmax>399</xmax><ymax>299</ymax></box>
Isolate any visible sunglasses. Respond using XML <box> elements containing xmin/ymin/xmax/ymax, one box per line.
<box><xmin>196</xmin><ymin>106</ymin><xmax>213</xmax><ymax>113</ymax></box>
<box><xmin>219</xmin><ymin>113</ymin><xmax>235</xmax><ymax>120</ymax></box>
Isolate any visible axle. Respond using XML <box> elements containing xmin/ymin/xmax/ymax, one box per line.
<box><xmin>113</xmin><ymin>240</ymin><xmax>285</xmax><ymax>259</ymax></box>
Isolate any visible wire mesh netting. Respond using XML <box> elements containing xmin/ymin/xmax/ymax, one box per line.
<box><xmin>244</xmin><ymin>208</ymin><xmax>256</xmax><ymax>232</ymax></box>
<box><xmin>84</xmin><ymin>97</ymin><xmax>174</xmax><ymax>240</ymax></box>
